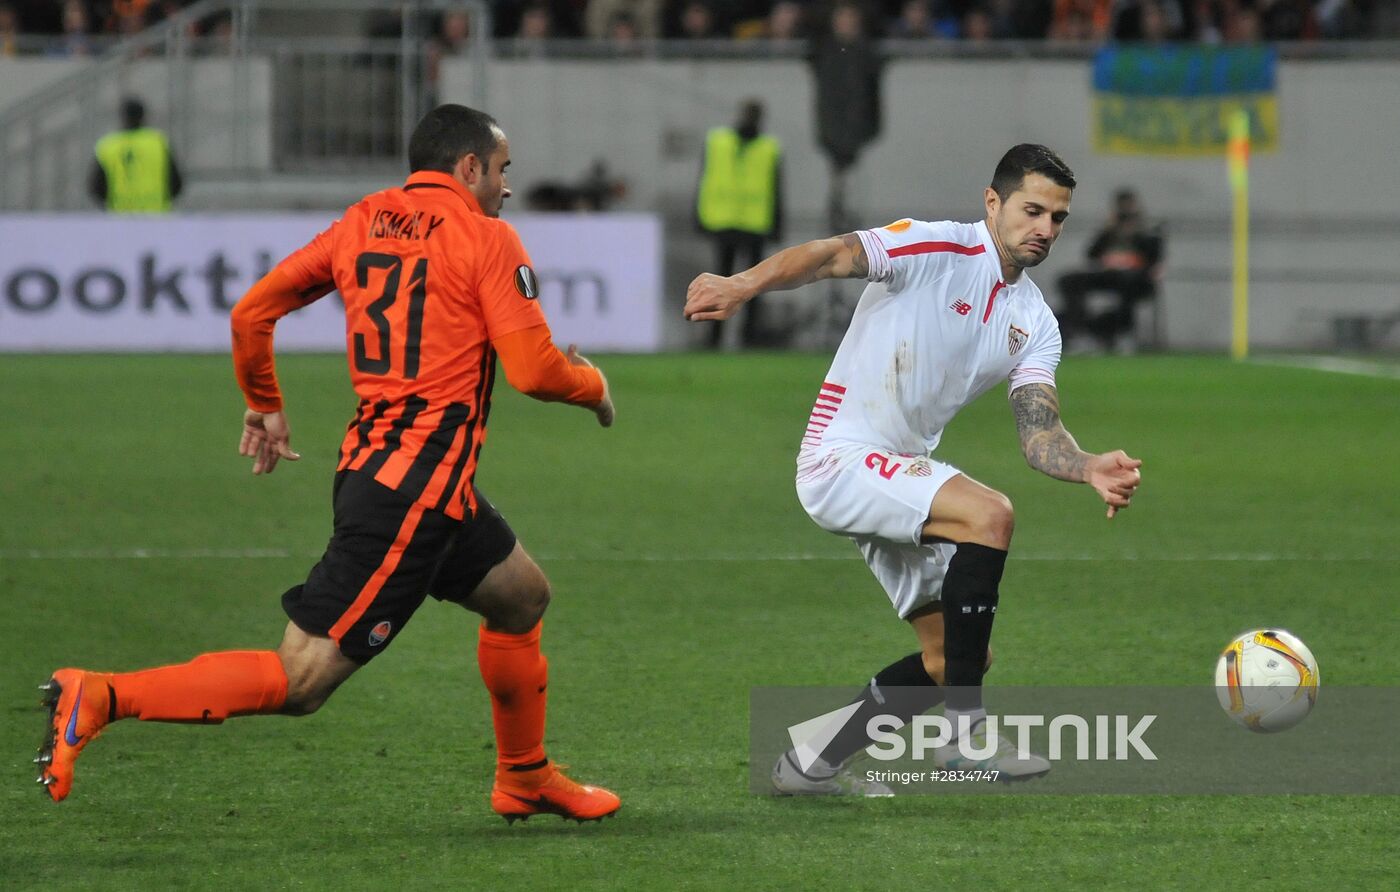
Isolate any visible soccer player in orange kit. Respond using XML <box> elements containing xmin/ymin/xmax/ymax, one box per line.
<box><xmin>35</xmin><ymin>105</ymin><xmax>621</xmax><ymax>824</ymax></box>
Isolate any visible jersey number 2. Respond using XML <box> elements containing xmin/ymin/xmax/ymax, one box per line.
<box><xmin>865</xmin><ymin>452</ymin><xmax>902</xmax><ymax>480</ymax></box>
<box><xmin>353</xmin><ymin>251</ymin><xmax>428</xmax><ymax>378</ymax></box>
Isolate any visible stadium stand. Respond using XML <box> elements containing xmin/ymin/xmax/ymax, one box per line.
<box><xmin>1</xmin><ymin>0</ymin><xmax>1397</xmax><ymax>353</ymax></box>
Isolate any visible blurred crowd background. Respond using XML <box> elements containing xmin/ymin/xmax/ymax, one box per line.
<box><xmin>0</xmin><ymin>0</ymin><xmax>1391</xmax><ymax>57</ymax></box>
<box><xmin>2</xmin><ymin>0</ymin><xmax>1396</xmax><ymax>355</ymax></box>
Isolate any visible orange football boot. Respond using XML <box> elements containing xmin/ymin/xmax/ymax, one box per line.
<box><xmin>490</xmin><ymin>761</ymin><xmax>621</xmax><ymax>824</ymax></box>
<box><xmin>35</xmin><ymin>669</ymin><xmax>112</xmax><ymax>802</ymax></box>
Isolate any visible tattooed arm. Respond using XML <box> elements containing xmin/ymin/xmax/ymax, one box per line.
<box><xmin>1010</xmin><ymin>382</ymin><xmax>1144</xmax><ymax>517</ymax></box>
<box><xmin>683</xmin><ymin>233</ymin><xmax>868</xmax><ymax>322</ymax></box>
<box><xmin>1010</xmin><ymin>382</ymin><xmax>1089</xmax><ymax>481</ymax></box>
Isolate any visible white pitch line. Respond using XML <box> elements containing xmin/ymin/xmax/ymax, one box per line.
<box><xmin>0</xmin><ymin>548</ymin><xmax>296</xmax><ymax>560</ymax></box>
<box><xmin>1253</xmin><ymin>355</ymin><xmax>1400</xmax><ymax>380</ymax></box>
<box><xmin>0</xmin><ymin>548</ymin><xmax>1394</xmax><ymax>562</ymax></box>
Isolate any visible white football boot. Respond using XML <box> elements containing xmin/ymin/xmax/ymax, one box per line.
<box><xmin>932</xmin><ymin>718</ymin><xmax>1051</xmax><ymax>780</ymax></box>
<box><xmin>771</xmin><ymin>749</ymin><xmax>895</xmax><ymax>797</ymax></box>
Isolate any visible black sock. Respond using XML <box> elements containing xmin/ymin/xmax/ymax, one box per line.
<box><xmin>508</xmin><ymin>758</ymin><xmax>549</xmax><ymax>773</ymax></box>
<box><xmin>819</xmin><ymin>652</ymin><xmax>943</xmax><ymax>766</ymax></box>
<box><xmin>941</xmin><ymin>542</ymin><xmax>1007</xmax><ymax>713</ymax></box>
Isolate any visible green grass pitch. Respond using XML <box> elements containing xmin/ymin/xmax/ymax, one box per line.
<box><xmin>1</xmin><ymin>352</ymin><xmax>1397</xmax><ymax>889</ymax></box>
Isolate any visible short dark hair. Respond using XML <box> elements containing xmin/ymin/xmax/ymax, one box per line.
<box><xmin>408</xmin><ymin>104</ymin><xmax>500</xmax><ymax>174</ymax></box>
<box><xmin>121</xmin><ymin>97</ymin><xmax>146</xmax><ymax>130</ymax></box>
<box><xmin>990</xmin><ymin>144</ymin><xmax>1076</xmax><ymax>199</ymax></box>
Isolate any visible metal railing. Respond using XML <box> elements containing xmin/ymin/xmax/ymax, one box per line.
<box><xmin>0</xmin><ymin>0</ymin><xmax>248</xmax><ymax>210</ymax></box>
<box><xmin>252</xmin><ymin>1</ymin><xmax>491</xmax><ymax>173</ymax></box>
<box><xmin>0</xmin><ymin>0</ymin><xmax>492</xmax><ymax>210</ymax></box>
<box><xmin>2</xmin><ymin>4</ymin><xmax>1396</xmax><ymax>212</ymax></box>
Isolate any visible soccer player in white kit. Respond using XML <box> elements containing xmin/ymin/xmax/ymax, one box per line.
<box><xmin>685</xmin><ymin>145</ymin><xmax>1143</xmax><ymax>794</ymax></box>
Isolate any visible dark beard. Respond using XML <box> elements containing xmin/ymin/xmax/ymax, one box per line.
<box><xmin>1015</xmin><ymin>246</ymin><xmax>1049</xmax><ymax>268</ymax></box>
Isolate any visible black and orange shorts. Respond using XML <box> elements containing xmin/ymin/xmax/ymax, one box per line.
<box><xmin>282</xmin><ymin>470</ymin><xmax>517</xmax><ymax>663</ymax></box>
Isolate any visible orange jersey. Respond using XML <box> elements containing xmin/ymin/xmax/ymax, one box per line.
<box><xmin>232</xmin><ymin>170</ymin><xmax>602</xmax><ymax>519</ymax></box>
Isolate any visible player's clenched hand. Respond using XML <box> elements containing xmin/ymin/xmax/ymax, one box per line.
<box><xmin>684</xmin><ymin>273</ymin><xmax>750</xmax><ymax>322</ymax></box>
<box><xmin>1086</xmin><ymin>450</ymin><xmax>1142</xmax><ymax>518</ymax></box>
<box><xmin>239</xmin><ymin>409</ymin><xmax>301</xmax><ymax>475</ymax></box>
<box><xmin>567</xmin><ymin>345</ymin><xmax>615</xmax><ymax>428</ymax></box>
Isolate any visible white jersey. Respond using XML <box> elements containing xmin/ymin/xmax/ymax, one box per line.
<box><xmin>798</xmin><ymin>218</ymin><xmax>1060</xmax><ymax>481</ymax></box>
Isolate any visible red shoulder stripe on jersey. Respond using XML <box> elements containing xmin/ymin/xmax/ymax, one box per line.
<box><xmin>821</xmin><ymin>382</ymin><xmax>847</xmax><ymax>394</ymax></box>
<box><xmin>887</xmin><ymin>241</ymin><xmax>985</xmax><ymax>258</ymax></box>
<box><xmin>983</xmin><ymin>280</ymin><xmax>1006</xmax><ymax>324</ymax></box>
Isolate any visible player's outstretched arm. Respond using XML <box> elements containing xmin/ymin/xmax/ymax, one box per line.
<box><xmin>1009</xmin><ymin>383</ymin><xmax>1142</xmax><ymax>518</ymax></box>
<box><xmin>683</xmin><ymin>233</ymin><xmax>868</xmax><ymax>322</ymax></box>
<box><xmin>494</xmin><ymin>325</ymin><xmax>614</xmax><ymax>428</ymax></box>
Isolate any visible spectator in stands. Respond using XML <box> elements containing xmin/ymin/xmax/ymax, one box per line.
<box><xmin>438</xmin><ymin>7</ymin><xmax>473</xmax><ymax>53</ymax></box>
<box><xmin>1186</xmin><ymin>0</ymin><xmax>1226</xmax><ymax>41</ymax></box>
<box><xmin>963</xmin><ymin>4</ymin><xmax>997</xmax><ymax>40</ymax></box>
<box><xmin>51</xmin><ymin>0</ymin><xmax>95</xmax><ymax>57</ymax></box>
<box><xmin>695</xmin><ymin>98</ymin><xmax>784</xmax><ymax>348</ymax></box>
<box><xmin>493</xmin><ymin>0</ymin><xmax>581</xmax><ymax>38</ymax></box>
<box><xmin>88</xmin><ymin>97</ymin><xmax>184</xmax><ymax>213</ymax></box>
<box><xmin>1056</xmin><ymin>188</ymin><xmax>1165</xmax><ymax>353</ymax></box>
<box><xmin>1051</xmin><ymin>0</ymin><xmax>1113</xmax><ymax>40</ymax></box>
<box><xmin>765</xmin><ymin>1</ymin><xmax>808</xmax><ymax>39</ymax></box>
<box><xmin>666</xmin><ymin>1</ymin><xmax>723</xmax><ymax>38</ymax></box>
<box><xmin>424</xmin><ymin>8</ymin><xmax>474</xmax><ymax>104</ymax></box>
<box><xmin>1224</xmin><ymin>4</ymin><xmax>1262</xmax><ymax>40</ymax></box>
<box><xmin>606</xmin><ymin>10</ymin><xmax>642</xmax><ymax>41</ymax></box>
<box><xmin>0</xmin><ymin>3</ymin><xmax>19</xmax><ymax>56</ymax></box>
<box><xmin>1114</xmin><ymin>0</ymin><xmax>1178</xmax><ymax>40</ymax></box>
<box><xmin>586</xmin><ymin>0</ymin><xmax>662</xmax><ymax>39</ymax></box>
<box><xmin>890</xmin><ymin>0</ymin><xmax>938</xmax><ymax>37</ymax></box>
<box><xmin>107</xmin><ymin>0</ymin><xmax>155</xmax><ymax>36</ymax></box>
<box><xmin>518</xmin><ymin>2</ymin><xmax>556</xmax><ymax>39</ymax></box>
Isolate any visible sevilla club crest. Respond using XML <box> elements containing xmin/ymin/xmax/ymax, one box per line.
<box><xmin>1008</xmin><ymin>324</ymin><xmax>1029</xmax><ymax>356</ymax></box>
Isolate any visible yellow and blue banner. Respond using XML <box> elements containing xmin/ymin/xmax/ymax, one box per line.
<box><xmin>1093</xmin><ymin>45</ymin><xmax>1277</xmax><ymax>156</ymax></box>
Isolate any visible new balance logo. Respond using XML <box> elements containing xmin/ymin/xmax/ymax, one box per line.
<box><xmin>949</xmin><ymin>299</ymin><xmax>972</xmax><ymax>316</ymax></box>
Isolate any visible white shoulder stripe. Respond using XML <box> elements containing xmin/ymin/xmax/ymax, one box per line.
<box><xmin>1009</xmin><ymin>367</ymin><xmax>1057</xmax><ymax>392</ymax></box>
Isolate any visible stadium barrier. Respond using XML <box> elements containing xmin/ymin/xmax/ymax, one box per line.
<box><xmin>0</xmin><ymin>213</ymin><xmax>662</xmax><ymax>352</ymax></box>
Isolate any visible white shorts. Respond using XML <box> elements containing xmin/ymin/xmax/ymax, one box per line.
<box><xmin>796</xmin><ymin>448</ymin><xmax>961</xmax><ymax>618</ymax></box>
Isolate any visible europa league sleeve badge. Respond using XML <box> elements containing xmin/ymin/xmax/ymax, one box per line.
<box><xmin>514</xmin><ymin>265</ymin><xmax>540</xmax><ymax>300</ymax></box>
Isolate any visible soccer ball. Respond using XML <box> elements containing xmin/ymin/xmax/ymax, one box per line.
<box><xmin>1214</xmin><ymin>629</ymin><xmax>1319</xmax><ymax>732</ymax></box>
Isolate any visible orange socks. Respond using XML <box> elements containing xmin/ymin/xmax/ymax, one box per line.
<box><xmin>477</xmin><ymin>622</ymin><xmax>548</xmax><ymax>768</ymax></box>
<box><xmin>109</xmin><ymin>650</ymin><xmax>288</xmax><ymax>723</ymax></box>
<box><xmin>101</xmin><ymin>632</ymin><xmax>546</xmax><ymax>764</ymax></box>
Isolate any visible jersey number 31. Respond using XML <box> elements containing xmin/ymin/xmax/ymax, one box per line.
<box><xmin>353</xmin><ymin>251</ymin><xmax>428</xmax><ymax>379</ymax></box>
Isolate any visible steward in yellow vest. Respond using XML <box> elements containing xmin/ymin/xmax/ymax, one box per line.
<box><xmin>694</xmin><ymin>100</ymin><xmax>783</xmax><ymax>348</ymax></box>
<box><xmin>88</xmin><ymin>98</ymin><xmax>183</xmax><ymax>213</ymax></box>
<box><xmin>697</xmin><ymin>127</ymin><xmax>781</xmax><ymax>238</ymax></box>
